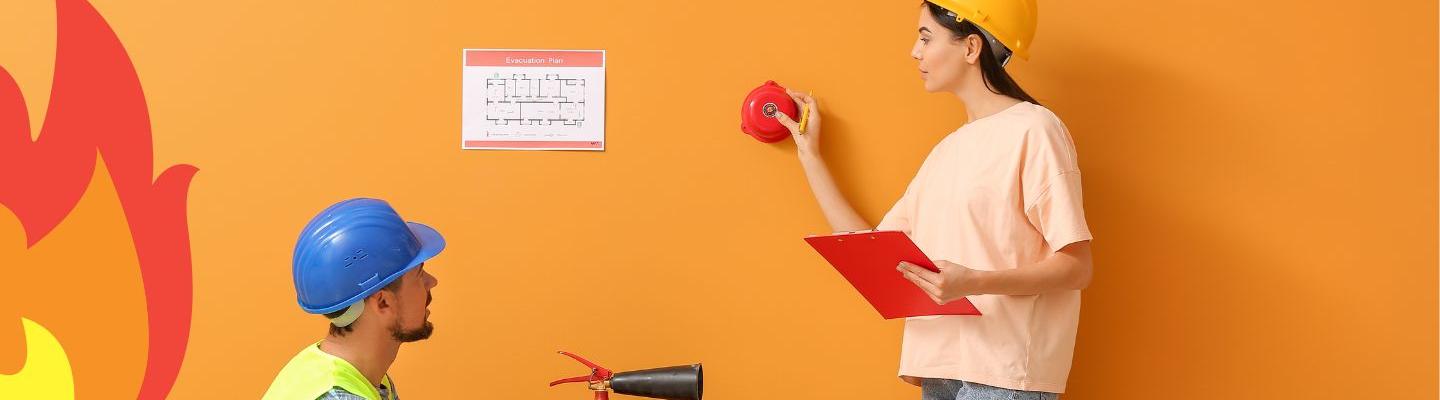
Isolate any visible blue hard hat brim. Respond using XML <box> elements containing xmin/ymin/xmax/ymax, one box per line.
<box><xmin>303</xmin><ymin>221</ymin><xmax>445</xmax><ymax>315</ymax></box>
<box><xmin>405</xmin><ymin>221</ymin><xmax>446</xmax><ymax>270</ymax></box>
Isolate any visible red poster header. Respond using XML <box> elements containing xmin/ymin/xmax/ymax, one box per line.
<box><xmin>464</xmin><ymin>50</ymin><xmax>605</xmax><ymax>67</ymax></box>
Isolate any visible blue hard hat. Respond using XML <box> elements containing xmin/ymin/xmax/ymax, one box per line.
<box><xmin>292</xmin><ymin>198</ymin><xmax>445</xmax><ymax>315</ymax></box>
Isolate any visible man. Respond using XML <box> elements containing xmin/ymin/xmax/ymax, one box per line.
<box><xmin>263</xmin><ymin>198</ymin><xmax>444</xmax><ymax>400</ymax></box>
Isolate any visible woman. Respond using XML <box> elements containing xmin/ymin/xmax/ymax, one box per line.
<box><xmin>773</xmin><ymin>1</ymin><xmax>1093</xmax><ymax>399</ymax></box>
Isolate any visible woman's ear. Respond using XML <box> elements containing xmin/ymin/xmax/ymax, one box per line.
<box><xmin>963</xmin><ymin>33</ymin><xmax>984</xmax><ymax>64</ymax></box>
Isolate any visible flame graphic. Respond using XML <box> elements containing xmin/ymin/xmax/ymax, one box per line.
<box><xmin>0</xmin><ymin>0</ymin><xmax>198</xmax><ymax>398</ymax></box>
<box><xmin>0</xmin><ymin>319</ymin><xmax>74</xmax><ymax>398</ymax></box>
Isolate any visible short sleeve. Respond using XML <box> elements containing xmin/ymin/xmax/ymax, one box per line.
<box><xmin>877</xmin><ymin>178</ymin><xmax>919</xmax><ymax>234</ymax></box>
<box><xmin>1022</xmin><ymin>117</ymin><xmax>1092</xmax><ymax>251</ymax></box>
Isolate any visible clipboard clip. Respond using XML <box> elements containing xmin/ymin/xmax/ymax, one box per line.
<box><xmin>803</xmin><ymin>229</ymin><xmax>885</xmax><ymax>241</ymax></box>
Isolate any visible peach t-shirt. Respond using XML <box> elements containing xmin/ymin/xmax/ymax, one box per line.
<box><xmin>877</xmin><ymin>102</ymin><xmax>1091</xmax><ymax>393</ymax></box>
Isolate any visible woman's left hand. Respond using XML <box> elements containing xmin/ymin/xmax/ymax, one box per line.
<box><xmin>897</xmin><ymin>260</ymin><xmax>984</xmax><ymax>304</ymax></box>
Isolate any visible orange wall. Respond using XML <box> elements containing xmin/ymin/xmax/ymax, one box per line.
<box><xmin>0</xmin><ymin>0</ymin><xmax>1435</xmax><ymax>398</ymax></box>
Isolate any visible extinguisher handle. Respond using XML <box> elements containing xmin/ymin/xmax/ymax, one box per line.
<box><xmin>558</xmin><ymin>351</ymin><xmax>610</xmax><ymax>374</ymax></box>
<box><xmin>550</xmin><ymin>351</ymin><xmax>615</xmax><ymax>389</ymax></box>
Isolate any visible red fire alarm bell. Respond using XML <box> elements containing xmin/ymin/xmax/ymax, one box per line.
<box><xmin>740</xmin><ymin>80</ymin><xmax>799</xmax><ymax>143</ymax></box>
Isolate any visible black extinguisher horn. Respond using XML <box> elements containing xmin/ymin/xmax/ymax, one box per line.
<box><xmin>609</xmin><ymin>364</ymin><xmax>703</xmax><ymax>400</ymax></box>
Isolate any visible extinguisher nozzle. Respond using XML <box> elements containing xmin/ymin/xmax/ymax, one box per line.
<box><xmin>609</xmin><ymin>364</ymin><xmax>703</xmax><ymax>400</ymax></box>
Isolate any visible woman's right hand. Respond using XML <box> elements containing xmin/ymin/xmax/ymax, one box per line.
<box><xmin>774</xmin><ymin>88</ymin><xmax>870</xmax><ymax>232</ymax></box>
<box><xmin>773</xmin><ymin>89</ymin><xmax>821</xmax><ymax>158</ymax></box>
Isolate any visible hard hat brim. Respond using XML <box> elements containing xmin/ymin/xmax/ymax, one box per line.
<box><xmin>405</xmin><ymin>221</ymin><xmax>446</xmax><ymax>270</ymax></box>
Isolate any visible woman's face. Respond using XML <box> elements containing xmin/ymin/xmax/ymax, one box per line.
<box><xmin>911</xmin><ymin>6</ymin><xmax>975</xmax><ymax>93</ymax></box>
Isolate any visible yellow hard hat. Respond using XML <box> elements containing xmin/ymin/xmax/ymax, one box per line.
<box><xmin>928</xmin><ymin>0</ymin><xmax>1038</xmax><ymax>61</ymax></box>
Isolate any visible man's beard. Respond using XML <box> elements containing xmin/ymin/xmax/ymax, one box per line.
<box><xmin>391</xmin><ymin>320</ymin><xmax>433</xmax><ymax>342</ymax></box>
<box><xmin>391</xmin><ymin>291</ymin><xmax>434</xmax><ymax>342</ymax></box>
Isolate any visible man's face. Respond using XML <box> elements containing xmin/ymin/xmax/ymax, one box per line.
<box><xmin>389</xmin><ymin>264</ymin><xmax>439</xmax><ymax>342</ymax></box>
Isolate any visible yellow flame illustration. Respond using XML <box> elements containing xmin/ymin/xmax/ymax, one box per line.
<box><xmin>0</xmin><ymin>318</ymin><xmax>74</xmax><ymax>399</ymax></box>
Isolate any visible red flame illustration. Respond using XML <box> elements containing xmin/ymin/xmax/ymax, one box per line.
<box><xmin>0</xmin><ymin>0</ymin><xmax>197</xmax><ymax>398</ymax></box>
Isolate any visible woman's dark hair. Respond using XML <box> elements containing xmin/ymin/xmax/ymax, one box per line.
<box><xmin>923</xmin><ymin>1</ymin><xmax>1040</xmax><ymax>105</ymax></box>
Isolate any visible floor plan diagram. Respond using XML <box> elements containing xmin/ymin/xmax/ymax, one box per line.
<box><xmin>484</xmin><ymin>73</ymin><xmax>586</xmax><ymax>126</ymax></box>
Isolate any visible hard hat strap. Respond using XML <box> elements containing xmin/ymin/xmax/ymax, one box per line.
<box><xmin>942</xmin><ymin>8</ymin><xmax>1016</xmax><ymax>67</ymax></box>
<box><xmin>329</xmin><ymin>302</ymin><xmax>364</xmax><ymax>327</ymax></box>
<box><xmin>979</xmin><ymin>29</ymin><xmax>1014</xmax><ymax>66</ymax></box>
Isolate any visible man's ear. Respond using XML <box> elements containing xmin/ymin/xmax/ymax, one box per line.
<box><xmin>370</xmin><ymin>290</ymin><xmax>395</xmax><ymax>315</ymax></box>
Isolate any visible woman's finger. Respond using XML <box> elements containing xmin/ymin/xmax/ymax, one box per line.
<box><xmin>785</xmin><ymin>92</ymin><xmax>805</xmax><ymax>106</ymax></box>
<box><xmin>901</xmin><ymin>269</ymin><xmax>943</xmax><ymax>298</ymax></box>
<box><xmin>928</xmin><ymin>293</ymin><xmax>945</xmax><ymax>305</ymax></box>
<box><xmin>898</xmin><ymin>262</ymin><xmax>943</xmax><ymax>286</ymax></box>
<box><xmin>773</xmin><ymin>110</ymin><xmax>800</xmax><ymax>133</ymax></box>
<box><xmin>785</xmin><ymin>90</ymin><xmax>818</xmax><ymax>110</ymax></box>
<box><xmin>799</xmin><ymin>91</ymin><xmax>818</xmax><ymax>107</ymax></box>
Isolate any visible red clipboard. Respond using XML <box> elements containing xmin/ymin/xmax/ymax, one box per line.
<box><xmin>805</xmin><ymin>230</ymin><xmax>981</xmax><ymax>319</ymax></box>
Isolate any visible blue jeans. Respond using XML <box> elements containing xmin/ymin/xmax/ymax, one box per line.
<box><xmin>921</xmin><ymin>378</ymin><xmax>1058</xmax><ymax>400</ymax></box>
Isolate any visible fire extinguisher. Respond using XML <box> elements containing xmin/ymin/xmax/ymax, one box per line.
<box><xmin>549</xmin><ymin>351</ymin><xmax>703</xmax><ymax>400</ymax></box>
